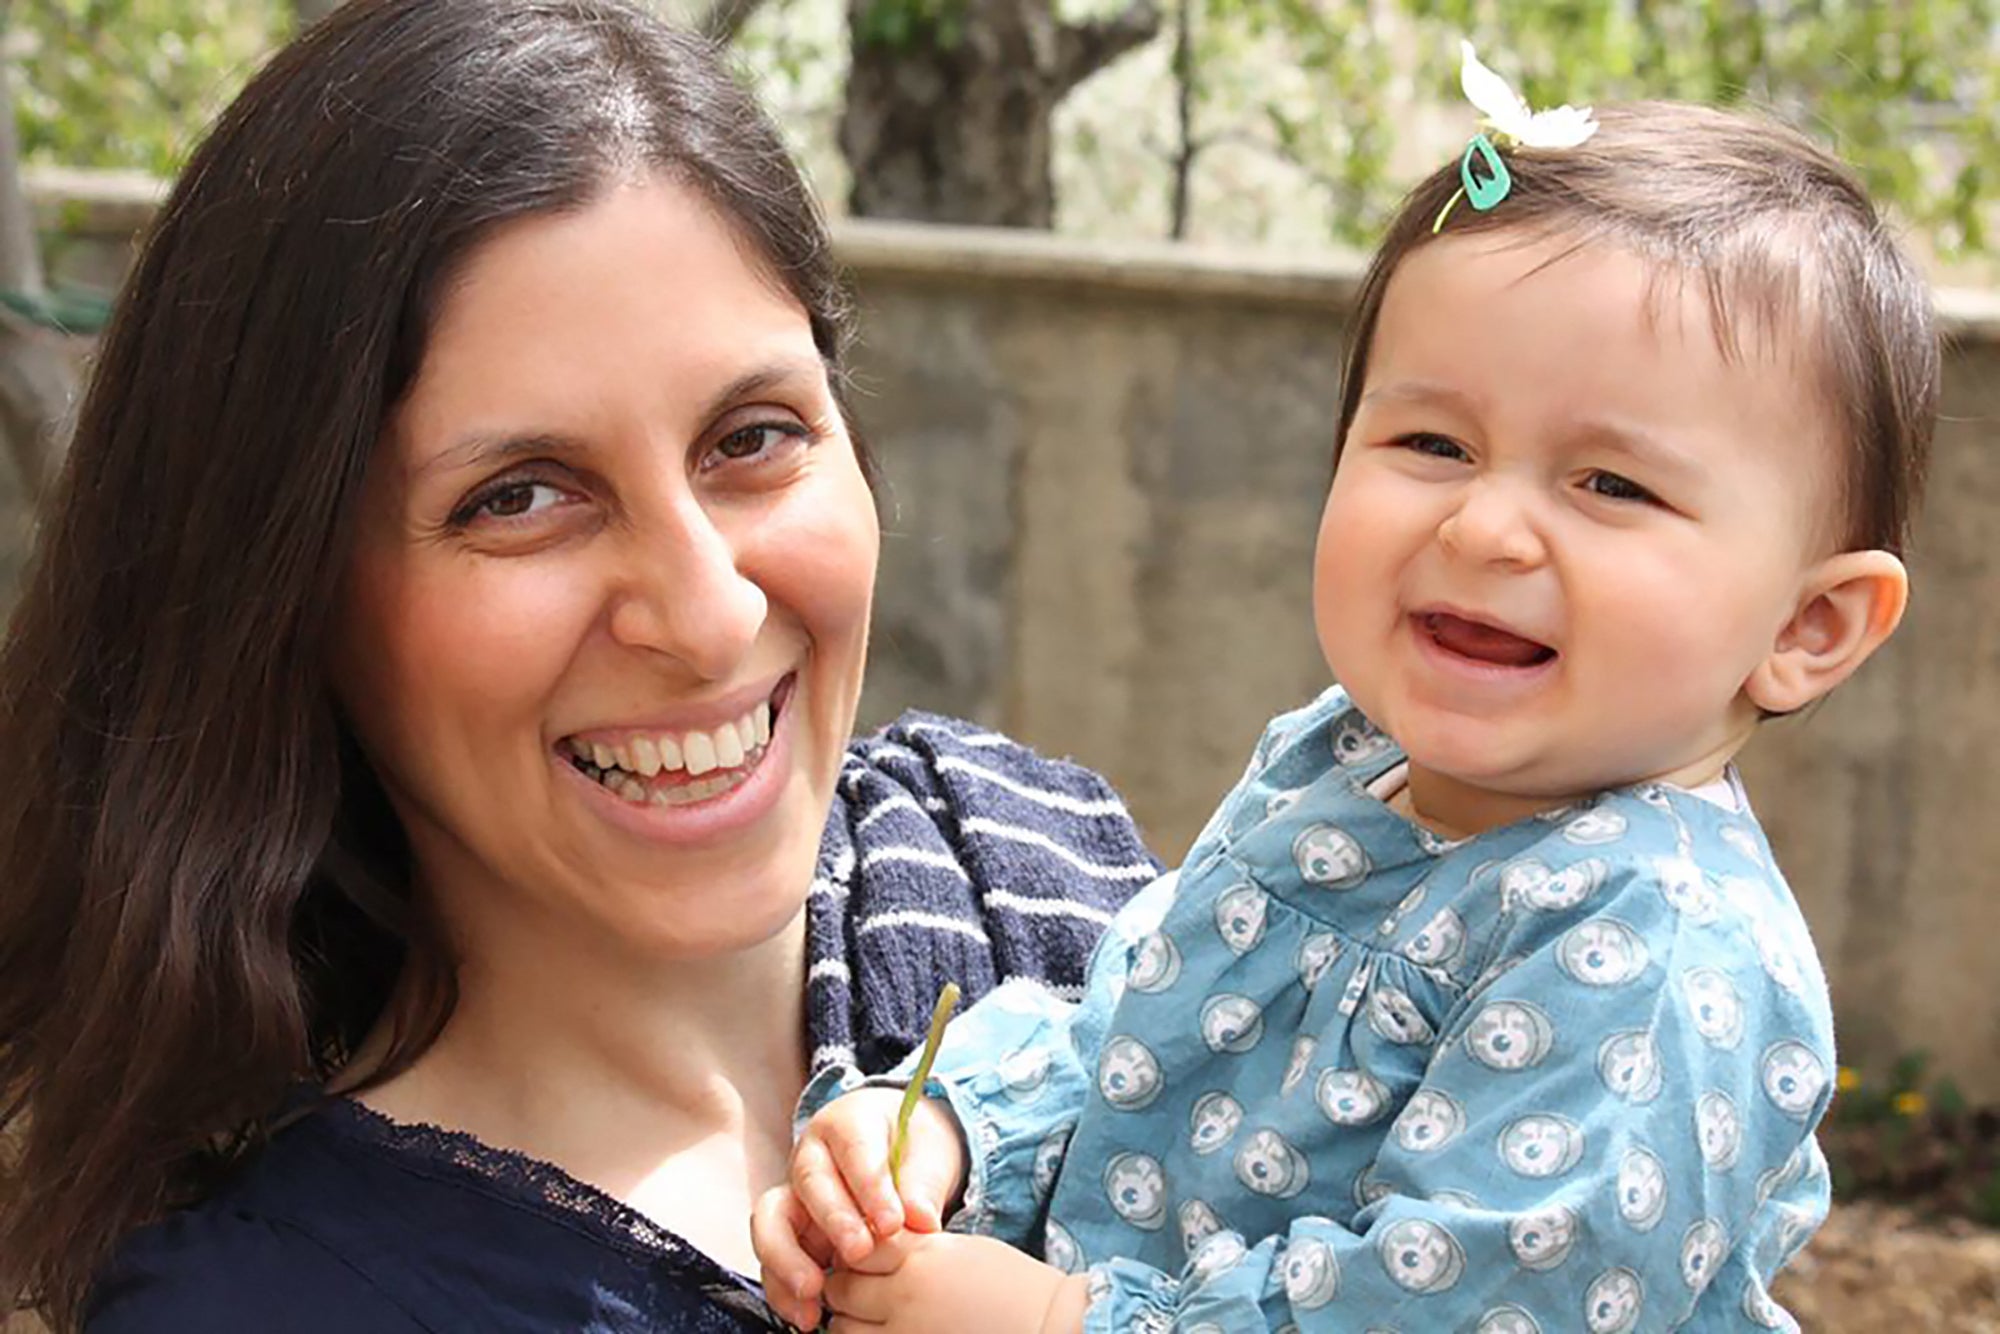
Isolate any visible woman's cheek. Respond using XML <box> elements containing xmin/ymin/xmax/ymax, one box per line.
<box><xmin>758</xmin><ymin>468</ymin><xmax>882</xmax><ymax>624</ymax></box>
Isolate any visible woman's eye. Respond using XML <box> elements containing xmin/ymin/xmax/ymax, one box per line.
<box><xmin>455</xmin><ymin>479</ymin><xmax>568</xmax><ymax>525</ymax></box>
<box><xmin>708</xmin><ymin>421</ymin><xmax>808</xmax><ymax>468</ymax></box>
<box><xmin>1399</xmin><ymin>433</ymin><xmax>1470</xmax><ymax>462</ymax></box>
<box><xmin>1583</xmin><ymin>471</ymin><xmax>1659</xmax><ymax>505</ymax></box>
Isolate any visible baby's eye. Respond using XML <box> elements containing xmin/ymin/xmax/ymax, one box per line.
<box><xmin>1398</xmin><ymin>433</ymin><xmax>1470</xmax><ymax>462</ymax></box>
<box><xmin>1583</xmin><ymin>471</ymin><xmax>1659</xmax><ymax>505</ymax></box>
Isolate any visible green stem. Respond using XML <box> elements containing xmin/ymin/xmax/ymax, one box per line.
<box><xmin>1432</xmin><ymin>185</ymin><xmax>1467</xmax><ymax>234</ymax></box>
<box><xmin>889</xmin><ymin>980</ymin><xmax>961</xmax><ymax>1189</ymax></box>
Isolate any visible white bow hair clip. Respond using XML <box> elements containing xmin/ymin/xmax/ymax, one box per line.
<box><xmin>1434</xmin><ymin>42</ymin><xmax>1598</xmax><ymax>232</ymax></box>
<box><xmin>1459</xmin><ymin>40</ymin><xmax>1598</xmax><ymax>150</ymax></box>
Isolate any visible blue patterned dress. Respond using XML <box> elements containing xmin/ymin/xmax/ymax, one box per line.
<box><xmin>889</xmin><ymin>687</ymin><xmax>1832</xmax><ymax>1332</ymax></box>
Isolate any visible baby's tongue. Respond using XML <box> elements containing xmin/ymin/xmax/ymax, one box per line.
<box><xmin>1427</xmin><ymin>613</ymin><xmax>1549</xmax><ymax>667</ymax></box>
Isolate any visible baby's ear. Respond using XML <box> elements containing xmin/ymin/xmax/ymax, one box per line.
<box><xmin>1745</xmin><ymin>550</ymin><xmax>1908</xmax><ymax>714</ymax></box>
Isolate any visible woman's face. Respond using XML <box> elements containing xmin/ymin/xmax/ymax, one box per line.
<box><xmin>335</xmin><ymin>174</ymin><xmax>879</xmax><ymax>965</ymax></box>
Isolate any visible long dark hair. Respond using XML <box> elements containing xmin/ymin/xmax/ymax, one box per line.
<box><xmin>0</xmin><ymin>2</ymin><xmax>861</xmax><ymax>1325</ymax></box>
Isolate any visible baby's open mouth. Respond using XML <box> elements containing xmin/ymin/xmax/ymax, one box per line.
<box><xmin>1419</xmin><ymin>612</ymin><xmax>1557</xmax><ymax>668</ymax></box>
<box><xmin>563</xmin><ymin>678</ymin><xmax>789</xmax><ymax>807</ymax></box>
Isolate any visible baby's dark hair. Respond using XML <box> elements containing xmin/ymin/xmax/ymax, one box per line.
<box><xmin>1336</xmin><ymin>101</ymin><xmax>1939</xmax><ymax>556</ymax></box>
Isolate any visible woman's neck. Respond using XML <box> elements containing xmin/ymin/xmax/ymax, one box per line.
<box><xmin>355</xmin><ymin>905</ymin><xmax>811</xmax><ymax>1272</ymax></box>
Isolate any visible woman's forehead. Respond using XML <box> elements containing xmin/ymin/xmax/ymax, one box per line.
<box><xmin>391</xmin><ymin>177</ymin><xmax>824</xmax><ymax>461</ymax></box>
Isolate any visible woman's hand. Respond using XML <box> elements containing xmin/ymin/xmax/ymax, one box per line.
<box><xmin>752</xmin><ymin>1087</ymin><xmax>966</xmax><ymax>1330</ymax></box>
<box><xmin>823</xmin><ymin>1232</ymin><xmax>1088</xmax><ymax>1334</ymax></box>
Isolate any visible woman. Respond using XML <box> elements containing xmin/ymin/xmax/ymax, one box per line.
<box><xmin>0</xmin><ymin>3</ymin><xmax>1158</xmax><ymax>1329</ymax></box>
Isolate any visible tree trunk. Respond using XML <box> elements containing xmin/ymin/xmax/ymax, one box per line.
<box><xmin>1167</xmin><ymin>0</ymin><xmax>1194</xmax><ymax>240</ymax></box>
<box><xmin>839</xmin><ymin>0</ymin><xmax>1160</xmax><ymax>227</ymax></box>
<box><xmin>0</xmin><ymin>55</ymin><xmax>75</xmax><ymax>498</ymax></box>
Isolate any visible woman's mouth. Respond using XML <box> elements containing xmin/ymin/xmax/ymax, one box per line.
<box><xmin>561</xmin><ymin>680</ymin><xmax>789</xmax><ymax>808</ymax></box>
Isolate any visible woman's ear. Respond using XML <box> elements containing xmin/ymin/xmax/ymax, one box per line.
<box><xmin>1745</xmin><ymin>550</ymin><xmax>1908</xmax><ymax>714</ymax></box>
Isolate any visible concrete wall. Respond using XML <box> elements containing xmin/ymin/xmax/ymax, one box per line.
<box><xmin>26</xmin><ymin>170</ymin><xmax>2000</xmax><ymax>1098</ymax></box>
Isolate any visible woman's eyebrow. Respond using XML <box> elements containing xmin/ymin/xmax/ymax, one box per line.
<box><xmin>693</xmin><ymin>357</ymin><xmax>826</xmax><ymax>424</ymax></box>
<box><xmin>415</xmin><ymin>431</ymin><xmax>585</xmax><ymax>480</ymax></box>
<box><xmin>414</xmin><ymin>357</ymin><xmax>828</xmax><ymax>480</ymax></box>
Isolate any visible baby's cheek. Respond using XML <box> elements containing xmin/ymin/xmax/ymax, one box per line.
<box><xmin>1312</xmin><ymin>535</ymin><xmax>1376</xmax><ymax>682</ymax></box>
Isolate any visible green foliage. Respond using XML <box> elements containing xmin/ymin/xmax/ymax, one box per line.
<box><xmin>12</xmin><ymin>0</ymin><xmax>2000</xmax><ymax>263</ymax></box>
<box><xmin>1826</xmin><ymin>1055</ymin><xmax>2000</xmax><ymax>1225</ymax></box>
<box><xmin>13</xmin><ymin>0</ymin><xmax>284</xmax><ymax>176</ymax></box>
<box><xmin>1404</xmin><ymin>0</ymin><xmax>2000</xmax><ymax>256</ymax></box>
<box><xmin>854</xmin><ymin>0</ymin><xmax>965</xmax><ymax>50</ymax></box>
<box><xmin>1203</xmin><ymin>0</ymin><xmax>1382</xmax><ymax>237</ymax></box>
<box><xmin>1207</xmin><ymin>0</ymin><xmax>1397</xmax><ymax>242</ymax></box>
<box><xmin>1177</xmin><ymin>0</ymin><xmax>2000</xmax><ymax>258</ymax></box>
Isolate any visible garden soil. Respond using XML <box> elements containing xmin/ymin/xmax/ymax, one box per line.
<box><xmin>1775</xmin><ymin>1201</ymin><xmax>2000</xmax><ymax>1332</ymax></box>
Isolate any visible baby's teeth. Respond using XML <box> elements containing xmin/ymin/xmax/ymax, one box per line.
<box><xmin>753</xmin><ymin>701</ymin><xmax>771</xmax><ymax>746</ymax></box>
<box><xmin>735</xmin><ymin>715</ymin><xmax>754</xmax><ymax>750</ymax></box>
<box><xmin>592</xmin><ymin>742</ymin><xmax>616</xmax><ymax>771</ymax></box>
<box><xmin>630</xmin><ymin>736</ymin><xmax>663</xmax><ymax>778</ymax></box>
<box><xmin>659</xmin><ymin>734</ymin><xmax>684</xmax><ymax>772</ymax></box>
<box><xmin>714</xmin><ymin>723</ymin><xmax>745</xmax><ymax>769</ymax></box>
<box><xmin>684</xmin><ymin>731</ymin><xmax>718</xmax><ymax>776</ymax></box>
<box><xmin>618</xmin><ymin>777</ymin><xmax>646</xmax><ymax>803</ymax></box>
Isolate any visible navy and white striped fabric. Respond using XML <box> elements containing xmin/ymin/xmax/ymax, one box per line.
<box><xmin>805</xmin><ymin>712</ymin><xmax>1162</xmax><ymax>1078</ymax></box>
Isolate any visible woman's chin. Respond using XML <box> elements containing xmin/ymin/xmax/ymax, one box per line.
<box><xmin>548</xmin><ymin>708</ymin><xmax>833</xmax><ymax>958</ymax></box>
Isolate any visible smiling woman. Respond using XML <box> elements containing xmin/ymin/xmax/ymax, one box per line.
<box><xmin>336</xmin><ymin>178</ymin><xmax>880</xmax><ymax>975</ymax></box>
<box><xmin>0</xmin><ymin>3</ymin><xmax>1157</xmax><ymax>1331</ymax></box>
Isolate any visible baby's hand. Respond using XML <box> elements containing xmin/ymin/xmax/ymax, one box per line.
<box><xmin>752</xmin><ymin>1087</ymin><xmax>965</xmax><ymax>1329</ymax></box>
<box><xmin>822</xmin><ymin>1232</ymin><xmax>1088</xmax><ymax>1334</ymax></box>
<box><xmin>750</xmin><ymin>1184</ymin><xmax>837</xmax><ymax>1332</ymax></box>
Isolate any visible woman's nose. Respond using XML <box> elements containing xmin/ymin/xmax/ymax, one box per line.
<box><xmin>1437</xmin><ymin>479</ymin><xmax>1547</xmax><ymax>569</ymax></box>
<box><xmin>606</xmin><ymin>496</ymin><xmax>767</xmax><ymax>679</ymax></box>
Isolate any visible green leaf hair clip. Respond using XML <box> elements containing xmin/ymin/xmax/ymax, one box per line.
<box><xmin>1434</xmin><ymin>41</ymin><xmax>1599</xmax><ymax>234</ymax></box>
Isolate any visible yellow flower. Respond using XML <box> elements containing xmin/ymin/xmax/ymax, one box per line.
<box><xmin>1836</xmin><ymin>1066</ymin><xmax>1861</xmax><ymax>1092</ymax></box>
<box><xmin>1892</xmin><ymin>1090</ymin><xmax>1928</xmax><ymax>1117</ymax></box>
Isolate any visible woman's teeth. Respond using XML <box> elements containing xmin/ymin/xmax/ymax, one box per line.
<box><xmin>566</xmin><ymin>700</ymin><xmax>773</xmax><ymax>805</ymax></box>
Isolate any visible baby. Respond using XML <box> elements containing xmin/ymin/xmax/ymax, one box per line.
<box><xmin>754</xmin><ymin>62</ymin><xmax>1938</xmax><ymax>1334</ymax></box>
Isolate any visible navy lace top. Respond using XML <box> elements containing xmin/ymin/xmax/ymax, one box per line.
<box><xmin>86</xmin><ymin>715</ymin><xmax>1160</xmax><ymax>1332</ymax></box>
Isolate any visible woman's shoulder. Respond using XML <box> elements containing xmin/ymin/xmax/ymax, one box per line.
<box><xmin>87</xmin><ymin>1112</ymin><xmax>428</xmax><ymax>1332</ymax></box>
<box><xmin>89</xmin><ymin>1191</ymin><xmax>422</xmax><ymax>1333</ymax></box>
<box><xmin>92</xmin><ymin>1099</ymin><xmax>771</xmax><ymax>1334</ymax></box>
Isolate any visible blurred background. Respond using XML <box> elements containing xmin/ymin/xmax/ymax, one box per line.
<box><xmin>7</xmin><ymin>2</ymin><xmax>2000</xmax><ymax>1328</ymax></box>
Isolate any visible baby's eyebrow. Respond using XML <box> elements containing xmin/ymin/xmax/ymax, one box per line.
<box><xmin>1360</xmin><ymin>383</ymin><xmax>1707</xmax><ymax>480</ymax></box>
<box><xmin>1358</xmin><ymin>380</ymin><xmax>1483</xmax><ymax>417</ymax></box>
<box><xmin>1565</xmin><ymin>419</ymin><xmax>1707</xmax><ymax>485</ymax></box>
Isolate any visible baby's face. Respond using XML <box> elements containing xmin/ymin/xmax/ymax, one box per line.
<box><xmin>1315</xmin><ymin>231</ymin><xmax>1840</xmax><ymax>821</ymax></box>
